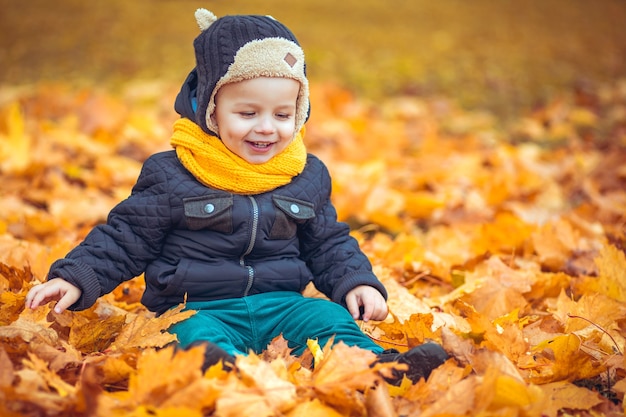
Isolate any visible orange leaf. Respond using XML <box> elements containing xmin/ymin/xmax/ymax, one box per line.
<box><xmin>108</xmin><ymin>304</ymin><xmax>195</xmax><ymax>350</ymax></box>
<box><xmin>0</xmin><ymin>304</ymin><xmax>57</xmax><ymax>346</ymax></box>
<box><xmin>98</xmin><ymin>344</ymin><xmax>209</xmax><ymax>413</ymax></box>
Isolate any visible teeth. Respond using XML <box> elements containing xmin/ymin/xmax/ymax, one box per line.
<box><xmin>252</xmin><ymin>142</ymin><xmax>270</xmax><ymax>148</ymax></box>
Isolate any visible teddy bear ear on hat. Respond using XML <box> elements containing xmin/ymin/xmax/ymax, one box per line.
<box><xmin>195</xmin><ymin>8</ymin><xmax>217</xmax><ymax>31</ymax></box>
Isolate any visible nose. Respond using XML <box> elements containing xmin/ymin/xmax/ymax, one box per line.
<box><xmin>255</xmin><ymin>115</ymin><xmax>276</xmax><ymax>134</ymax></box>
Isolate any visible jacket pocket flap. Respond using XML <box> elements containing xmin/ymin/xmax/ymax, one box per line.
<box><xmin>272</xmin><ymin>195</ymin><xmax>315</xmax><ymax>221</ymax></box>
<box><xmin>183</xmin><ymin>195</ymin><xmax>233</xmax><ymax>218</ymax></box>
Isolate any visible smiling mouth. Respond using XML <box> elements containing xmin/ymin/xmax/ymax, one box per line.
<box><xmin>249</xmin><ymin>141</ymin><xmax>272</xmax><ymax>148</ymax></box>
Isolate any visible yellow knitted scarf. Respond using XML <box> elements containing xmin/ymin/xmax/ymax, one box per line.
<box><xmin>170</xmin><ymin>118</ymin><xmax>307</xmax><ymax>194</ymax></box>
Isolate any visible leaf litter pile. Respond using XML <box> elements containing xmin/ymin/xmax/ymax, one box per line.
<box><xmin>0</xmin><ymin>79</ymin><xmax>625</xmax><ymax>416</ymax></box>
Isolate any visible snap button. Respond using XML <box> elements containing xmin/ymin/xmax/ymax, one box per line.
<box><xmin>203</xmin><ymin>203</ymin><xmax>215</xmax><ymax>214</ymax></box>
<box><xmin>290</xmin><ymin>203</ymin><xmax>300</xmax><ymax>214</ymax></box>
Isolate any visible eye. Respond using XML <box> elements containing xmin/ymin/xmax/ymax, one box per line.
<box><xmin>239</xmin><ymin>111</ymin><xmax>255</xmax><ymax>117</ymax></box>
<box><xmin>275</xmin><ymin>113</ymin><xmax>292</xmax><ymax>120</ymax></box>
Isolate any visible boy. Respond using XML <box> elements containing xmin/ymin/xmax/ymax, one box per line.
<box><xmin>25</xmin><ymin>9</ymin><xmax>447</xmax><ymax>384</ymax></box>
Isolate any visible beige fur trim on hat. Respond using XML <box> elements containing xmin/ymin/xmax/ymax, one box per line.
<box><xmin>205</xmin><ymin>37</ymin><xmax>309</xmax><ymax>136</ymax></box>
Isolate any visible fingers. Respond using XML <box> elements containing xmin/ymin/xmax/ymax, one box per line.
<box><xmin>360</xmin><ymin>299</ymin><xmax>375</xmax><ymax>322</ymax></box>
<box><xmin>360</xmin><ymin>297</ymin><xmax>388</xmax><ymax>322</ymax></box>
<box><xmin>53</xmin><ymin>286</ymin><xmax>81</xmax><ymax>313</ymax></box>
<box><xmin>53</xmin><ymin>294</ymin><xmax>75</xmax><ymax>314</ymax></box>
<box><xmin>345</xmin><ymin>289</ymin><xmax>389</xmax><ymax>322</ymax></box>
<box><xmin>25</xmin><ymin>279</ymin><xmax>81</xmax><ymax>313</ymax></box>
<box><xmin>25</xmin><ymin>284</ymin><xmax>54</xmax><ymax>310</ymax></box>
<box><xmin>345</xmin><ymin>292</ymin><xmax>361</xmax><ymax>320</ymax></box>
<box><xmin>371</xmin><ymin>300</ymin><xmax>389</xmax><ymax>321</ymax></box>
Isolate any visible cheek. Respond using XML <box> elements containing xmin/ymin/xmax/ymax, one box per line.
<box><xmin>214</xmin><ymin>114</ymin><xmax>238</xmax><ymax>135</ymax></box>
<box><xmin>282</xmin><ymin>123</ymin><xmax>297</xmax><ymax>139</ymax></box>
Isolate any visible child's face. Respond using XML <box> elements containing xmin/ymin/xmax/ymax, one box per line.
<box><xmin>212</xmin><ymin>77</ymin><xmax>300</xmax><ymax>164</ymax></box>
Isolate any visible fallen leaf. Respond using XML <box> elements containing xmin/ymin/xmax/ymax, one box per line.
<box><xmin>538</xmin><ymin>380</ymin><xmax>605</xmax><ymax>417</ymax></box>
<box><xmin>108</xmin><ymin>304</ymin><xmax>195</xmax><ymax>350</ymax></box>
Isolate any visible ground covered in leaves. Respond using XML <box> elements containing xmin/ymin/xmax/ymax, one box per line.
<box><xmin>0</xmin><ymin>76</ymin><xmax>625</xmax><ymax>416</ymax></box>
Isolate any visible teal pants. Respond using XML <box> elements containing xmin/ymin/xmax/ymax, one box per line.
<box><xmin>169</xmin><ymin>291</ymin><xmax>384</xmax><ymax>357</ymax></box>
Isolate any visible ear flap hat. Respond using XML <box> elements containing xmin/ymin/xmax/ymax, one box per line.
<box><xmin>193</xmin><ymin>9</ymin><xmax>310</xmax><ymax>137</ymax></box>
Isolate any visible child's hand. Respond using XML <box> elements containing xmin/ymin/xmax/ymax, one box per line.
<box><xmin>345</xmin><ymin>285</ymin><xmax>388</xmax><ymax>322</ymax></box>
<box><xmin>25</xmin><ymin>278</ymin><xmax>82</xmax><ymax>313</ymax></box>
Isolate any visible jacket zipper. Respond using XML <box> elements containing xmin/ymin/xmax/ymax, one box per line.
<box><xmin>241</xmin><ymin>196</ymin><xmax>259</xmax><ymax>296</ymax></box>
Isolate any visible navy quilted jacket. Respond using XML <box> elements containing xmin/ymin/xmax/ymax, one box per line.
<box><xmin>47</xmin><ymin>70</ymin><xmax>387</xmax><ymax>314</ymax></box>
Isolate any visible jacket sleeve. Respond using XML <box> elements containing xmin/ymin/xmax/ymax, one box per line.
<box><xmin>298</xmin><ymin>161</ymin><xmax>387</xmax><ymax>307</ymax></box>
<box><xmin>47</xmin><ymin>154</ymin><xmax>174</xmax><ymax>311</ymax></box>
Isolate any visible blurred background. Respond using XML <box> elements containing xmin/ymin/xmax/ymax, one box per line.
<box><xmin>1</xmin><ymin>0</ymin><xmax>625</xmax><ymax>122</ymax></box>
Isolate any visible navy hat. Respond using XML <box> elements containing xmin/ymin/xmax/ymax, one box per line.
<box><xmin>193</xmin><ymin>9</ymin><xmax>310</xmax><ymax>136</ymax></box>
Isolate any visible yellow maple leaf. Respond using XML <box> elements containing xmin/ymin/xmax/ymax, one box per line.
<box><xmin>595</xmin><ymin>243</ymin><xmax>626</xmax><ymax>303</ymax></box>
<box><xmin>529</xmin><ymin>334</ymin><xmax>606</xmax><ymax>384</ymax></box>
